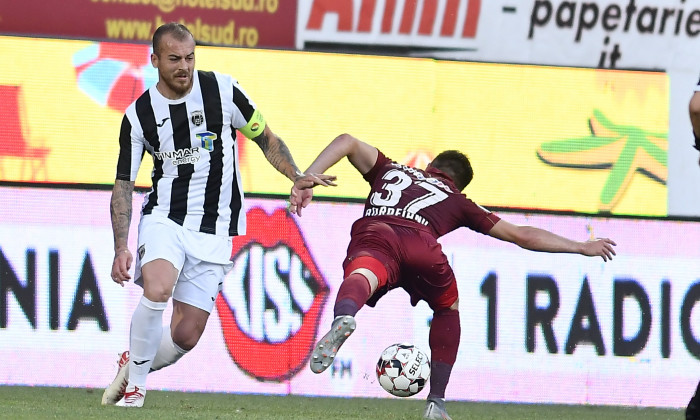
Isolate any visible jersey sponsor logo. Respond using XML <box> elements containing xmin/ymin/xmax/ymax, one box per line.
<box><xmin>153</xmin><ymin>148</ymin><xmax>201</xmax><ymax>166</ymax></box>
<box><xmin>216</xmin><ymin>207</ymin><xmax>330</xmax><ymax>381</ymax></box>
<box><xmin>196</xmin><ymin>131</ymin><xmax>218</xmax><ymax>152</ymax></box>
<box><xmin>190</xmin><ymin>110</ymin><xmax>204</xmax><ymax>126</ymax></box>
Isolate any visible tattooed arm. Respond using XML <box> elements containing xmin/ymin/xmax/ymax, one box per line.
<box><xmin>252</xmin><ymin>124</ymin><xmax>336</xmax><ymax>188</ymax></box>
<box><xmin>110</xmin><ymin>179</ymin><xmax>135</xmax><ymax>285</ymax></box>
<box><xmin>251</xmin><ymin>124</ymin><xmax>305</xmax><ymax>182</ymax></box>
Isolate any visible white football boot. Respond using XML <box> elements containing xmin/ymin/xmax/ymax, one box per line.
<box><xmin>424</xmin><ymin>398</ymin><xmax>452</xmax><ymax>420</ymax></box>
<box><xmin>310</xmin><ymin>315</ymin><xmax>356</xmax><ymax>374</ymax></box>
<box><xmin>101</xmin><ymin>351</ymin><xmax>129</xmax><ymax>405</ymax></box>
<box><xmin>115</xmin><ymin>384</ymin><xmax>146</xmax><ymax>408</ymax></box>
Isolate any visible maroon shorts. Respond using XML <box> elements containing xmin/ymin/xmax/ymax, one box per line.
<box><xmin>342</xmin><ymin>220</ymin><xmax>458</xmax><ymax>311</ymax></box>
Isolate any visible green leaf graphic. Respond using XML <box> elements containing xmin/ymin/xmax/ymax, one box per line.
<box><xmin>536</xmin><ymin>109</ymin><xmax>667</xmax><ymax>213</ymax></box>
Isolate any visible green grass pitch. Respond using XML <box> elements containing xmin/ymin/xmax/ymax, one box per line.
<box><xmin>0</xmin><ymin>386</ymin><xmax>682</xmax><ymax>419</ymax></box>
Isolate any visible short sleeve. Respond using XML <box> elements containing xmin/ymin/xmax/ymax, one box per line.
<box><xmin>115</xmin><ymin>114</ymin><xmax>145</xmax><ymax>181</ymax></box>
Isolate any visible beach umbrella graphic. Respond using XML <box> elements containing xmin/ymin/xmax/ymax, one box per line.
<box><xmin>73</xmin><ymin>42</ymin><xmax>157</xmax><ymax>112</ymax></box>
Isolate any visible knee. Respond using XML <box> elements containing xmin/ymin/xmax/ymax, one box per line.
<box><xmin>142</xmin><ymin>275</ymin><xmax>175</xmax><ymax>303</ymax></box>
<box><xmin>141</xmin><ymin>259</ymin><xmax>177</xmax><ymax>302</ymax></box>
<box><xmin>348</xmin><ymin>268</ymin><xmax>378</xmax><ymax>294</ymax></box>
<box><xmin>143</xmin><ymin>285</ymin><xmax>173</xmax><ymax>303</ymax></box>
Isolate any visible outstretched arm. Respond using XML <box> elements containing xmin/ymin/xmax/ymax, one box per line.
<box><xmin>488</xmin><ymin>219</ymin><xmax>617</xmax><ymax>261</ymax></box>
<box><xmin>252</xmin><ymin>124</ymin><xmax>337</xmax><ymax>185</ymax></box>
<box><xmin>304</xmin><ymin>133</ymin><xmax>378</xmax><ymax>176</ymax></box>
<box><xmin>289</xmin><ymin>133</ymin><xmax>378</xmax><ymax>216</ymax></box>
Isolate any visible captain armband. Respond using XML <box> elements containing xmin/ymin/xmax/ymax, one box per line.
<box><xmin>239</xmin><ymin>109</ymin><xmax>267</xmax><ymax>139</ymax></box>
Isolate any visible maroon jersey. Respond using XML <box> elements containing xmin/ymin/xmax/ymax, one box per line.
<box><xmin>356</xmin><ymin>150</ymin><xmax>499</xmax><ymax>238</ymax></box>
<box><xmin>343</xmin><ymin>150</ymin><xmax>501</xmax><ymax>310</ymax></box>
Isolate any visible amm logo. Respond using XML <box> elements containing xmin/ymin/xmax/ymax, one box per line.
<box><xmin>537</xmin><ymin>109</ymin><xmax>667</xmax><ymax>213</ymax></box>
<box><xmin>216</xmin><ymin>207</ymin><xmax>329</xmax><ymax>381</ymax></box>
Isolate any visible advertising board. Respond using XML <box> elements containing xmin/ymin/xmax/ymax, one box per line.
<box><xmin>296</xmin><ymin>0</ymin><xmax>699</xmax><ymax>71</ymax></box>
<box><xmin>0</xmin><ymin>0</ymin><xmax>297</xmax><ymax>49</ymax></box>
<box><xmin>296</xmin><ymin>0</ymin><xmax>700</xmax><ymax>217</ymax></box>
<box><xmin>0</xmin><ymin>35</ymin><xmax>668</xmax><ymax>216</ymax></box>
<box><xmin>0</xmin><ymin>187</ymin><xmax>698</xmax><ymax>408</ymax></box>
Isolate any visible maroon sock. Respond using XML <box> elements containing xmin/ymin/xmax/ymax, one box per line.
<box><xmin>427</xmin><ymin>309</ymin><xmax>460</xmax><ymax>399</ymax></box>
<box><xmin>333</xmin><ymin>273</ymin><xmax>371</xmax><ymax>318</ymax></box>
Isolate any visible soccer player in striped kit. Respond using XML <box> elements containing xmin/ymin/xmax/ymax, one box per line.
<box><xmin>101</xmin><ymin>22</ymin><xmax>335</xmax><ymax>408</ymax></box>
<box><xmin>290</xmin><ymin>133</ymin><xmax>616</xmax><ymax>420</ymax></box>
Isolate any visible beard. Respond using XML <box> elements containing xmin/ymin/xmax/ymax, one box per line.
<box><xmin>160</xmin><ymin>70</ymin><xmax>193</xmax><ymax>97</ymax></box>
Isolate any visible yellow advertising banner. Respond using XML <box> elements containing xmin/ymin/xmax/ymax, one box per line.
<box><xmin>0</xmin><ymin>36</ymin><xmax>667</xmax><ymax>216</ymax></box>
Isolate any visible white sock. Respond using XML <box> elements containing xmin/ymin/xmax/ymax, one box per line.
<box><xmin>128</xmin><ymin>296</ymin><xmax>167</xmax><ymax>387</ymax></box>
<box><xmin>151</xmin><ymin>325</ymin><xmax>189</xmax><ymax>371</ymax></box>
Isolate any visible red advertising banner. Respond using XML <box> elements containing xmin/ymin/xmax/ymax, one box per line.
<box><xmin>297</xmin><ymin>0</ymin><xmax>482</xmax><ymax>50</ymax></box>
<box><xmin>0</xmin><ymin>0</ymin><xmax>296</xmax><ymax>49</ymax></box>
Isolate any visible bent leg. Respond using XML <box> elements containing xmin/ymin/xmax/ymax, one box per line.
<box><xmin>151</xmin><ymin>256</ymin><xmax>222</xmax><ymax>371</ymax></box>
<box><xmin>334</xmin><ymin>255</ymin><xmax>387</xmax><ymax>317</ymax></box>
<box><xmin>312</xmin><ymin>223</ymin><xmax>399</xmax><ymax>374</ymax></box>
<box><xmin>170</xmin><ymin>299</ymin><xmax>211</xmax><ymax>350</ymax></box>
<box><xmin>311</xmin><ymin>256</ymin><xmax>390</xmax><ymax>374</ymax></box>
<box><xmin>150</xmin><ymin>325</ymin><xmax>187</xmax><ymax>372</ymax></box>
<box><xmin>167</xmin><ymin>259</ymin><xmax>223</xmax><ymax>351</ymax></box>
<box><xmin>149</xmin><ymin>299</ymin><xmax>210</xmax><ymax>373</ymax></box>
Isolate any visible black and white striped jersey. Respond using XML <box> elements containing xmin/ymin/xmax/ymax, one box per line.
<box><xmin>116</xmin><ymin>70</ymin><xmax>266</xmax><ymax>237</ymax></box>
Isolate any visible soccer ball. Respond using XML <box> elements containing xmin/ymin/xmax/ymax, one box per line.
<box><xmin>376</xmin><ymin>343</ymin><xmax>430</xmax><ymax>397</ymax></box>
